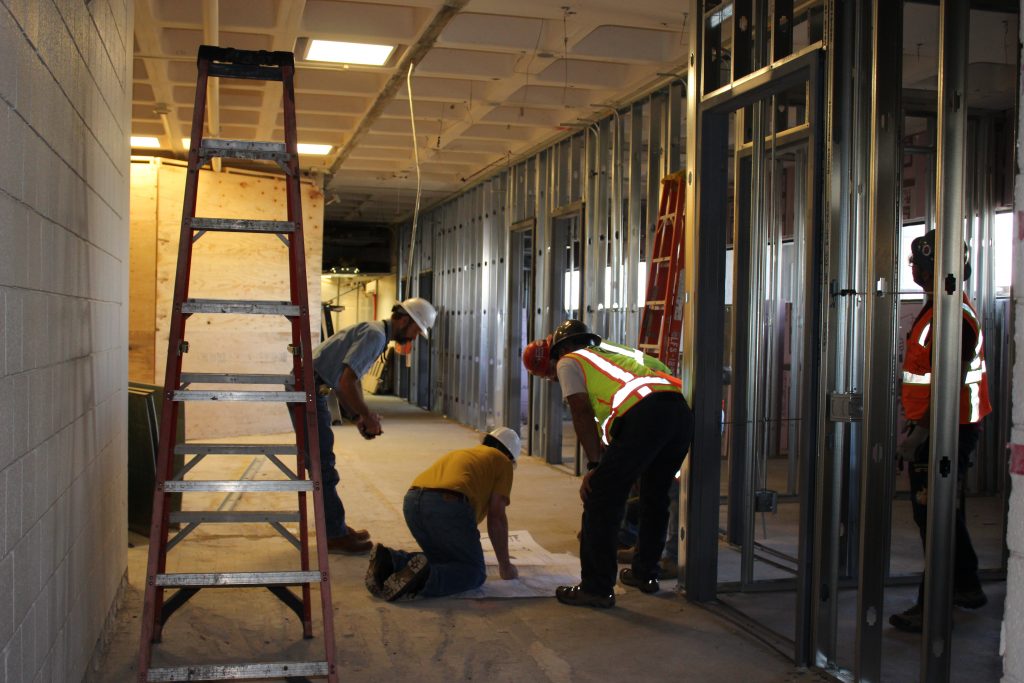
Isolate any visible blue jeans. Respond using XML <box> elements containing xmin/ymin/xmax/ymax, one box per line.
<box><xmin>388</xmin><ymin>489</ymin><xmax>486</xmax><ymax>598</ymax></box>
<box><xmin>314</xmin><ymin>391</ymin><xmax>347</xmax><ymax>538</ymax></box>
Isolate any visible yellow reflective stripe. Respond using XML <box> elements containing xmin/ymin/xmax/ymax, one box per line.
<box><xmin>902</xmin><ymin>370</ymin><xmax>931</xmax><ymax>385</ymax></box>
<box><xmin>967</xmin><ymin>382</ymin><xmax>981</xmax><ymax>423</ymax></box>
<box><xmin>575</xmin><ymin>348</ymin><xmax>634</xmax><ymax>383</ymax></box>
<box><xmin>610</xmin><ymin>376</ymin><xmax>672</xmax><ymax>410</ymax></box>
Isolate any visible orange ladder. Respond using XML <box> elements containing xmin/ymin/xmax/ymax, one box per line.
<box><xmin>136</xmin><ymin>45</ymin><xmax>336</xmax><ymax>683</ymax></box>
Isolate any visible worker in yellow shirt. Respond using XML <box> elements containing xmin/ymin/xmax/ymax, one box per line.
<box><xmin>365</xmin><ymin>428</ymin><xmax>521</xmax><ymax>601</ymax></box>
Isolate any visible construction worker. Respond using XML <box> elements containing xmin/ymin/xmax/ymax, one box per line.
<box><xmin>365</xmin><ymin>428</ymin><xmax>520</xmax><ymax>601</ymax></box>
<box><xmin>889</xmin><ymin>229</ymin><xmax>991</xmax><ymax>632</ymax></box>
<box><xmin>523</xmin><ymin>320</ymin><xmax>693</xmax><ymax>608</ymax></box>
<box><xmin>311</xmin><ymin>297</ymin><xmax>437</xmax><ymax>554</ymax></box>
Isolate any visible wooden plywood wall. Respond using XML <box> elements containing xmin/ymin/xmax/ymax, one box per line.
<box><xmin>130</xmin><ymin>159</ymin><xmax>324</xmax><ymax>439</ymax></box>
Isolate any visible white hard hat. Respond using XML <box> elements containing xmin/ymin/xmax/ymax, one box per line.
<box><xmin>487</xmin><ymin>427</ymin><xmax>521</xmax><ymax>463</ymax></box>
<box><xmin>398</xmin><ymin>297</ymin><xmax>436</xmax><ymax>338</ymax></box>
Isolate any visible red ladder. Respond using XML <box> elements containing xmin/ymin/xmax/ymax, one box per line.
<box><xmin>137</xmin><ymin>46</ymin><xmax>336</xmax><ymax>683</ymax></box>
<box><xmin>637</xmin><ymin>172</ymin><xmax>687</xmax><ymax>372</ymax></box>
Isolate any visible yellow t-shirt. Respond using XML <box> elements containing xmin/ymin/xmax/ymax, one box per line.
<box><xmin>411</xmin><ymin>445</ymin><xmax>514</xmax><ymax>523</ymax></box>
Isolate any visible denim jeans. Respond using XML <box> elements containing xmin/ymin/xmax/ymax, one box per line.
<box><xmin>580</xmin><ymin>393</ymin><xmax>694</xmax><ymax>595</ymax></box>
<box><xmin>314</xmin><ymin>391</ymin><xmax>347</xmax><ymax>538</ymax></box>
<box><xmin>388</xmin><ymin>489</ymin><xmax>486</xmax><ymax>598</ymax></box>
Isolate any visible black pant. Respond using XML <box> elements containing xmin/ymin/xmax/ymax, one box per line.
<box><xmin>908</xmin><ymin>423</ymin><xmax>982</xmax><ymax>599</ymax></box>
<box><xmin>579</xmin><ymin>394</ymin><xmax>694</xmax><ymax>594</ymax></box>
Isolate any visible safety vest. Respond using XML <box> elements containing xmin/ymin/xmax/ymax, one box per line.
<box><xmin>901</xmin><ymin>294</ymin><xmax>991</xmax><ymax>424</ymax></box>
<box><xmin>596</xmin><ymin>340</ymin><xmax>673</xmax><ymax>375</ymax></box>
<box><xmin>565</xmin><ymin>345</ymin><xmax>682</xmax><ymax>444</ymax></box>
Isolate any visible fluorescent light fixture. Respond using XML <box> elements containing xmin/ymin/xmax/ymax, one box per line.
<box><xmin>182</xmin><ymin>138</ymin><xmax>193</xmax><ymax>149</ymax></box>
<box><xmin>306</xmin><ymin>39</ymin><xmax>394</xmax><ymax>66</ymax></box>
<box><xmin>131</xmin><ymin>136</ymin><xmax>161</xmax><ymax>148</ymax></box>
<box><xmin>297</xmin><ymin>143</ymin><xmax>332</xmax><ymax>155</ymax></box>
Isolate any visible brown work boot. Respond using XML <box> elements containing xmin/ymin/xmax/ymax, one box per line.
<box><xmin>346</xmin><ymin>525</ymin><xmax>371</xmax><ymax>541</ymax></box>
<box><xmin>327</xmin><ymin>534</ymin><xmax>372</xmax><ymax>555</ymax></box>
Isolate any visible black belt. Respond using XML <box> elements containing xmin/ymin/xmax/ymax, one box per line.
<box><xmin>409</xmin><ymin>487</ymin><xmax>468</xmax><ymax>503</ymax></box>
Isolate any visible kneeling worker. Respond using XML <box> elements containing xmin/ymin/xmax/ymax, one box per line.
<box><xmin>524</xmin><ymin>320</ymin><xmax>693</xmax><ymax>608</ymax></box>
<box><xmin>365</xmin><ymin>428</ymin><xmax>521</xmax><ymax>601</ymax></box>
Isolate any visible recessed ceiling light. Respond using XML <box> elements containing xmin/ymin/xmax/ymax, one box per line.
<box><xmin>297</xmin><ymin>143</ymin><xmax>332</xmax><ymax>155</ymax></box>
<box><xmin>131</xmin><ymin>136</ymin><xmax>161</xmax><ymax>148</ymax></box>
<box><xmin>305</xmin><ymin>39</ymin><xmax>394</xmax><ymax>66</ymax></box>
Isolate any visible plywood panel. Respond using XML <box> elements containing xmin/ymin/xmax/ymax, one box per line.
<box><xmin>152</xmin><ymin>163</ymin><xmax>324</xmax><ymax>439</ymax></box>
<box><xmin>129</xmin><ymin>160</ymin><xmax>159</xmax><ymax>382</ymax></box>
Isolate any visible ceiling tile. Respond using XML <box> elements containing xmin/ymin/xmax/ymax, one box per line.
<box><xmin>571</xmin><ymin>25</ymin><xmax>680</xmax><ymax>62</ymax></box>
<box><xmin>534</xmin><ymin>59</ymin><xmax>630</xmax><ymax>89</ymax></box>
<box><xmin>301</xmin><ymin>1</ymin><xmax>426</xmax><ymax>42</ymax></box>
<box><xmin>133</xmin><ymin>83</ymin><xmax>156</xmax><ymax>101</ymax></box>
<box><xmin>416</xmin><ymin>48</ymin><xmax>519</xmax><ymax>79</ymax></box>
<box><xmin>294</xmin><ymin>92</ymin><xmax>370</xmax><ymax>114</ymax></box>
<box><xmin>296</xmin><ymin>67</ymin><xmax>387</xmax><ymax>95</ymax></box>
<box><xmin>482</xmin><ymin>106</ymin><xmax>563</xmax><ymax>126</ymax></box>
<box><xmin>503</xmin><ymin>84</ymin><xmax>594</xmax><ymax>108</ymax></box>
<box><xmin>219</xmin><ymin>0</ymin><xmax>278</xmax><ymax>30</ymax></box>
<box><xmin>439</xmin><ymin>13</ymin><xmax>544</xmax><ymax>51</ymax></box>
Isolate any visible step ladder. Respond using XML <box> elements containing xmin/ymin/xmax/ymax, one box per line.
<box><xmin>637</xmin><ymin>171</ymin><xmax>687</xmax><ymax>372</ymax></box>
<box><xmin>137</xmin><ymin>46</ymin><xmax>336</xmax><ymax>683</ymax></box>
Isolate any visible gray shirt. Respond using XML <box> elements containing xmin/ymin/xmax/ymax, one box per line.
<box><xmin>312</xmin><ymin>320</ymin><xmax>390</xmax><ymax>388</ymax></box>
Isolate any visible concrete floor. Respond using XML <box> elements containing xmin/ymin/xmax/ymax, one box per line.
<box><xmin>93</xmin><ymin>396</ymin><xmax>828</xmax><ymax>682</ymax></box>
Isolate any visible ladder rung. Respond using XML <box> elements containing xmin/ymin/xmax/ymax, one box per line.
<box><xmin>188</xmin><ymin>218</ymin><xmax>295</xmax><ymax>234</ymax></box>
<box><xmin>180</xmin><ymin>373</ymin><xmax>294</xmax><ymax>385</ymax></box>
<box><xmin>172</xmin><ymin>390</ymin><xmax>305</xmax><ymax>402</ymax></box>
<box><xmin>208</xmin><ymin>62</ymin><xmax>285</xmax><ymax>81</ymax></box>
<box><xmin>182</xmin><ymin>299</ymin><xmax>300</xmax><ymax>316</ymax></box>
<box><xmin>638</xmin><ymin>344</ymin><xmax>659</xmax><ymax>350</ymax></box>
<box><xmin>148</xmin><ymin>661</ymin><xmax>329</xmax><ymax>682</ymax></box>
<box><xmin>198</xmin><ymin>139</ymin><xmax>291</xmax><ymax>163</ymax></box>
<box><xmin>169</xmin><ymin>511</ymin><xmax>301</xmax><ymax>524</ymax></box>
<box><xmin>175</xmin><ymin>443</ymin><xmax>298</xmax><ymax>455</ymax></box>
<box><xmin>645</xmin><ymin>300</ymin><xmax>666</xmax><ymax>307</ymax></box>
<box><xmin>162</xmin><ymin>480</ymin><xmax>313</xmax><ymax>493</ymax></box>
<box><xmin>652</xmin><ymin>256</ymin><xmax>671</xmax><ymax>263</ymax></box>
<box><xmin>155</xmin><ymin>571</ymin><xmax>323</xmax><ymax>588</ymax></box>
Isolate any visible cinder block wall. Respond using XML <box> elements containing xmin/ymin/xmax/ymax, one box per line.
<box><xmin>0</xmin><ymin>1</ymin><xmax>133</xmax><ymax>682</ymax></box>
<box><xmin>1004</xmin><ymin>16</ymin><xmax>1024</xmax><ymax>682</ymax></box>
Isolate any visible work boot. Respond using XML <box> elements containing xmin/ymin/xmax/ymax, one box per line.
<box><xmin>619</xmin><ymin>568</ymin><xmax>659</xmax><ymax>594</ymax></box>
<box><xmin>381</xmin><ymin>554</ymin><xmax>430</xmax><ymax>601</ymax></box>
<box><xmin>889</xmin><ymin>604</ymin><xmax>923</xmax><ymax>633</ymax></box>
<box><xmin>365</xmin><ymin>544</ymin><xmax>394</xmax><ymax>596</ymax></box>
<box><xmin>327</xmin><ymin>534</ymin><xmax>372</xmax><ymax>555</ymax></box>
<box><xmin>346</xmin><ymin>525</ymin><xmax>371</xmax><ymax>541</ymax></box>
<box><xmin>954</xmin><ymin>586</ymin><xmax>988</xmax><ymax>609</ymax></box>
<box><xmin>555</xmin><ymin>585</ymin><xmax>615</xmax><ymax>608</ymax></box>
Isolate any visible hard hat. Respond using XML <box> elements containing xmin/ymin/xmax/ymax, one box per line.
<box><xmin>487</xmin><ymin>427</ymin><xmax>521</xmax><ymax>463</ymax></box>
<box><xmin>522</xmin><ymin>337</ymin><xmax>554</xmax><ymax>378</ymax></box>
<box><xmin>549</xmin><ymin>319</ymin><xmax>600</xmax><ymax>359</ymax></box>
<box><xmin>910</xmin><ymin>230</ymin><xmax>971</xmax><ymax>279</ymax></box>
<box><xmin>396</xmin><ymin>297</ymin><xmax>437</xmax><ymax>338</ymax></box>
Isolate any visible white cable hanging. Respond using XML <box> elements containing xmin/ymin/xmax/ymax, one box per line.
<box><xmin>404</xmin><ymin>62</ymin><xmax>422</xmax><ymax>298</ymax></box>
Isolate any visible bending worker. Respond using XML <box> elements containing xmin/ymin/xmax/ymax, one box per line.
<box><xmin>523</xmin><ymin>320</ymin><xmax>693</xmax><ymax>608</ymax></box>
<box><xmin>364</xmin><ymin>428</ymin><xmax>520</xmax><ymax>601</ymax></box>
<box><xmin>890</xmin><ymin>230</ymin><xmax>990</xmax><ymax>632</ymax></box>
<box><xmin>311</xmin><ymin>297</ymin><xmax>436</xmax><ymax>555</ymax></box>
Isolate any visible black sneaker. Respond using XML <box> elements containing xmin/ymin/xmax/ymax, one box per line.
<box><xmin>889</xmin><ymin>604</ymin><xmax>923</xmax><ymax>633</ymax></box>
<box><xmin>954</xmin><ymin>586</ymin><xmax>988</xmax><ymax>609</ymax></box>
<box><xmin>555</xmin><ymin>584</ymin><xmax>615</xmax><ymax>608</ymax></box>
<box><xmin>619</xmin><ymin>568</ymin><xmax>659</xmax><ymax>594</ymax></box>
<box><xmin>381</xmin><ymin>554</ymin><xmax>429</xmax><ymax>602</ymax></box>
<box><xmin>365</xmin><ymin>544</ymin><xmax>394</xmax><ymax>597</ymax></box>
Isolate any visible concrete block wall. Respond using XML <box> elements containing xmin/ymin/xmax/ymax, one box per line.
<box><xmin>1003</xmin><ymin>16</ymin><xmax>1024</xmax><ymax>682</ymax></box>
<box><xmin>0</xmin><ymin>1</ymin><xmax>133</xmax><ymax>682</ymax></box>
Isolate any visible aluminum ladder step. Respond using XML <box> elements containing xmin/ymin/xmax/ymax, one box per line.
<box><xmin>172</xmin><ymin>389</ymin><xmax>305</xmax><ymax>402</ymax></box>
<box><xmin>169</xmin><ymin>511</ymin><xmax>301</xmax><ymax>524</ymax></box>
<box><xmin>175</xmin><ymin>443</ymin><xmax>298</xmax><ymax>456</ymax></box>
<box><xmin>155</xmin><ymin>571</ymin><xmax>323</xmax><ymax>588</ymax></box>
<box><xmin>182</xmin><ymin>299</ymin><xmax>300</xmax><ymax>316</ymax></box>
<box><xmin>161</xmin><ymin>480</ymin><xmax>314</xmax><ymax>493</ymax></box>
<box><xmin>188</xmin><ymin>218</ymin><xmax>295</xmax><ymax>234</ymax></box>
<box><xmin>147</xmin><ymin>661</ymin><xmax>329</xmax><ymax>682</ymax></box>
<box><xmin>180</xmin><ymin>373</ymin><xmax>295</xmax><ymax>385</ymax></box>
<box><xmin>198</xmin><ymin>139</ymin><xmax>292</xmax><ymax>163</ymax></box>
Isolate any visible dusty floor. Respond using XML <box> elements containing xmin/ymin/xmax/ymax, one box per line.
<box><xmin>95</xmin><ymin>396</ymin><xmax>832</xmax><ymax>682</ymax></box>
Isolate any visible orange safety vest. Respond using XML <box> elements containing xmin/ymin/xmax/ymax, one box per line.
<box><xmin>901</xmin><ymin>294</ymin><xmax>991</xmax><ymax>424</ymax></box>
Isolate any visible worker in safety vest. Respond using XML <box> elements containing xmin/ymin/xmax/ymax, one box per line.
<box><xmin>522</xmin><ymin>320</ymin><xmax>693</xmax><ymax>608</ymax></box>
<box><xmin>889</xmin><ymin>229</ymin><xmax>991</xmax><ymax>633</ymax></box>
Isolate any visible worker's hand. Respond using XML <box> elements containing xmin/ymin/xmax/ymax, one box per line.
<box><xmin>579</xmin><ymin>470</ymin><xmax>596</xmax><ymax>502</ymax></box>
<box><xmin>356</xmin><ymin>413</ymin><xmax>383</xmax><ymax>440</ymax></box>
<box><xmin>498</xmin><ymin>562</ymin><xmax>518</xmax><ymax>580</ymax></box>
<box><xmin>897</xmin><ymin>422</ymin><xmax>929</xmax><ymax>458</ymax></box>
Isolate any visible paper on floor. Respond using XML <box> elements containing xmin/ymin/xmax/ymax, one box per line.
<box><xmin>452</xmin><ymin>530</ymin><xmax>580</xmax><ymax>599</ymax></box>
